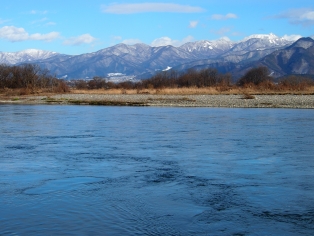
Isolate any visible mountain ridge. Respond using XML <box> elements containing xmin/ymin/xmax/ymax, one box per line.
<box><xmin>1</xmin><ymin>33</ymin><xmax>312</xmax><ymax>80</ymax></box>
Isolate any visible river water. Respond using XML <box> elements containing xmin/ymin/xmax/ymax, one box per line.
<box><xmin>0</xmin><ymin>105</ymin><xmax>314</xmax><ymax>235</ymax></box>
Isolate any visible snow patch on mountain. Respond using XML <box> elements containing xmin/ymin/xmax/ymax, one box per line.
<box><xmin>162</xmin><ymin>66</ymin><xmax>172</xmax><ymax>71</ymax></box>
<box><xmin>108</xmin><ymin>73</ymin><xmax>125</xmax><ymax>77</ymax></box>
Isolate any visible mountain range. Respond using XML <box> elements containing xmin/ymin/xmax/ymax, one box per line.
<box><xmin>253</xmin><ymin>37</ymin><xmax>314</xmax><ymax>77</ymax></box>
<box><xmin>1</xmin><ymin>33</ymin><xmax>313</xmax><ymax>80</ymax></box>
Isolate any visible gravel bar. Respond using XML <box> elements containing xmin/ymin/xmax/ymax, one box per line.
<box><xmin>1</xmin><ymin>94</ymin><xmax>314</xmax><ymax>109</ymax></box>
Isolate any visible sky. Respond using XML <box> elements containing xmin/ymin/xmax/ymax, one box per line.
<box><xmin>0</xmin><ymin>0</ymin><xmax>314</xmax><ymax>55</ymax></box>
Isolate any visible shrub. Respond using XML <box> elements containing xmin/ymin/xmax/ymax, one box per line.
<box><xmin>54</xmin><ymin>80</ymin><xmax>70</xmax><ymax>93</ymax></box>
<box><xmin>237</xmin><ymin>66</ymin><xmax>273</xmax><ymax>87</ymax></box>
<box><xmin>242</xmin><ymin>93</ymin><xmax>255</xmax><ymax>99</ymax></box>
<box><xmin>74</xmin><ymin>80</ymin><xmax>88</xmax><ymax>89</ymax></box>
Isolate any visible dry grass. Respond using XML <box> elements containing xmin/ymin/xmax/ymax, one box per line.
<box><xmin>0</xmin><ymin>88</ymin><xmax>69</xmax><ymax>98</ymax></box>
<box><xmin>2</xmin><ymin>85</ymin><xmax>314</xmax><ymax>99</ymax></box>
<box><xmin>70</xmin><ymin>86</ymin><xmax>314</xmax><ymax>95</ymax></box>
<box><xmin>71</xmin><ymin>87</ymin><xmax>231</xmax><ymax>95</ymax></box>
<box><xmin>71</xmin><ymin>88</ymin><xmax>137</xmax><ymax>95</ymax></box>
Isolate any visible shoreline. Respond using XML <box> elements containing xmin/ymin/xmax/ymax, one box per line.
<box><xmin>1</xmin><ymin>94</ymin><xmax>314</xmax><ymax>109</ymax></box>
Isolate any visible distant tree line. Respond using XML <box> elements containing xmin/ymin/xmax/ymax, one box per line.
<box><xmin>236</xmin><ymin>66</ymin><xmax>314</xmax><ymax>90</ymax></box>
<box><xmin>72</xmin><ymin>68</ymin><xmax>232</xmax><ymax>90</ymax></box>
<box><xmin>1</xmin><ymin>64</ymin><xmax>313</xmax><ymax>93</ymax></box>
<box><xmin>71</xmin><ymin>66</ymin><xmax>314</xmax><ymax>91</ymax></box>
<box><xmin>0</xmin><ymin>64</ymin><xmax>69</xmax><ymax>93</ymax></box>
<box><xmin>139</xmin><ymin>68</ymin><xmax>232</xmax><ymax>89</ymax></box>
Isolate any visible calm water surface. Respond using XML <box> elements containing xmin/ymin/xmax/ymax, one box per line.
<box><xmin>0</xmin><ymin>105</ymin><xmax>314</xmax><ymax>235</ymax></box>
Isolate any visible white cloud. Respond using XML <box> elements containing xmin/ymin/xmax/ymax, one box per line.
<box><xmin>151</xmin><ymin>35</ymin><xmax>194</xmax><ymax>47</ymax></box>
<box><xmin>211</xmin><ymin>13</ymin><xmax>238</xmax><ymax>20</ymax></box>
<box><xmin>63</xmin><ymin>34</ymin><xmax>96</xmax><ymax>46</ymax></box>
<box><xmin>272</xmin><ymin>8</ymin><xmax>314</xmax><ymax>27</ymax></box>
<box><xmin>189</xmin><ymin>21</ymin><xmax>198</xmax><ymax>28</ymax></box>
<box><xmin>219</xmin><ymin>36</ymin><xmax>231</xmax><ymax>41</ymax></box>
<box><xmin>0</xmin><ymin>26</ymin><xmax>28</xmax><ymax>41</ymax></box>
<box><xmin>181</xmin><ymin>35</ymin><xmax>194</xmax><ymax>44</ymax></box>
<box><xmin>151</xmin><ymin>37</ymin><xmax>173</xmax><ymax>47</ymax></box>
<box><xmin>0</xmin><ymin>25</ymin><xmax>59</xmax><ymax>42</ymax></box>
<box><xmin>282</xmin><ymin>34</ymin><xmax>302</xmax><ymax>41</ymax></box>
<box><xmin>109</xmin><ymin>35</ymin><xmax>123</xmax><ymax>45</ymax></box>
<box><xmin>101</xmin><ymin>3</ymin><xmax>205</xmax><ymax>14</ymax></box>
<box><xmin>122</xmin><ymin>38</ymin><xmax>142</xmax><ymax>45</ymax></box>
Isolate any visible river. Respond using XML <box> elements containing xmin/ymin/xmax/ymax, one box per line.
<box><xmin>1</xmin><ymin>105</ymin><xmax>314</xmax><ymax>235</ymax></box>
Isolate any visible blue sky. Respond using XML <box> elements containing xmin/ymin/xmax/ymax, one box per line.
<box><xmin>0</xmin><ymin>0</ymin><xmax>313</xmax><ymax>55</ymax></box>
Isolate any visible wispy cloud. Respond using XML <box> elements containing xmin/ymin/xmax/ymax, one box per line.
<box><xmin>271</xmin><ymin>8</ymin><xmax>314</xmax><ymax>27</ymax></box>
<box><xmin>211</xmin><ymin>13</ymin><xmax>238</xmax><ymax>20</ymax></box>
<box><xmin>46</xmin><ymin>22</ymin><xmax>56</xmax><ymax>26</ymax></box>
<box><xmin>63</xmin><ymin>34</ymin><xmax>96</xmax><ymax>46</ymax></box>
<box><xmin>151</xmin><ymin>35</ymin><xmax>194</xmax><ymax>47</ymax></box>
<box><xmin>112</xmin><ymin>36</ymin><xmax>122</xmax><ymax>41</ymax></box>
<box><xmin>101</xmin><ymin>3</ymin><xmax>205</xmax><ymax>14</ymax></box>
<box><xmin>122</xmin><ymin>38</ymin><xmax>142</xmax><ymax>45</ymax></box>
<box><xmin>30</xmin><ymin>10</ymin><xmax>48</xmax><ymax>15</ymax></box>
<box><xmin>0</xmin><ymin>18</ymin><xmax>10</xmax><ymax>24</ymax></box>
<box><xmin>189</xmin><ymin>21</ymin><xmax>199</xmax><ymax>28</ymax></box>
<box><xmin>211</xmin><ymin>27</ymin><xmax>232</xmax><ymax>36</ymax></box>
<box><xmin>31</xmin><ymin>17</ymin><xmax>56</xmax><ymax>27</ymax></box>
<box><xmin>31</xmin><ymin>17</ymin><xmax>48</xmax><ymax>25</ymax></box>
<box><xmin>0</xmin><ymin>26</ymin><xmax>59</xmax><ymax>42</ymax></box>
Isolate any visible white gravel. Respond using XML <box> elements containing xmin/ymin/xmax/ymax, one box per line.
<box><xmin>51</xmin><ymin>94</ymin><xmax>314</xmax><ymax>108</ymax></box>
<box><xmin>2</xmin><ymin>94</ymin><xmax>314</xmax><ymax>108</ymax></box>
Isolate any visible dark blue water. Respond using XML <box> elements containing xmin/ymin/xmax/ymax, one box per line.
<box><xmin>1</xmin><ymin>105</ymin><xmax>314</xmax><ymax>235</ymax></box>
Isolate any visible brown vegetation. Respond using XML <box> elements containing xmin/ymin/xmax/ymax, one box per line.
<box><xmin>1</xmin><ymin>65</ymin><xmax>314</xmax><ymax>97</ymax></box>
<box><xmin>0</xmin><ymin>64</ymin><xmax>69</xmax><ymax>96</ymax></box>
<box><xmin>278</xmin><ymin>75</ymin><xmax>314</xmax><ymax>91</ymax></box>
<box><xmin>237</xmin><ymin>66</ymin><xmax>272</xmax><ymax>87</ymax></box>
<box><xmin>69</xmin><ymin>66</ymin><xmax>314</xmax><ymax>95</ymax></box>
<box><xmin>242</xmin><ymin>93</ymin><xmax>255</xmax><ymax>99</ymax></box>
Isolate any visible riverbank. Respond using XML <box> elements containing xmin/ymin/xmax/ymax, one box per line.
<box><xmin>1</xmin><ymin>93</ymin><xmax>314</xmax><ymax>108</ymax></box>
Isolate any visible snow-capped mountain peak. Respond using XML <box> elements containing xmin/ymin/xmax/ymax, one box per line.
<box><xmin>179</xmin><ymin>39</ymin><xmax>235</xmax><ymax>57</ymax></box>
<box><xmin>242</xmin><ymin>33</ymin><xmax>278</xmax><ymax>41</ymax></box>
<box><xmin>0</xmin><ymin>49</ymin><xmax>59</xmax><ymax>65</ymax></box>
<box><xmin>241</xmin><ymin>33</ymin><xmax>293</xmax><ymax>45</ymax></box>
<box><xmin>223</xmin><ymin>33</ymin><xmax>294</xmax><ymax>54</ymax></box>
